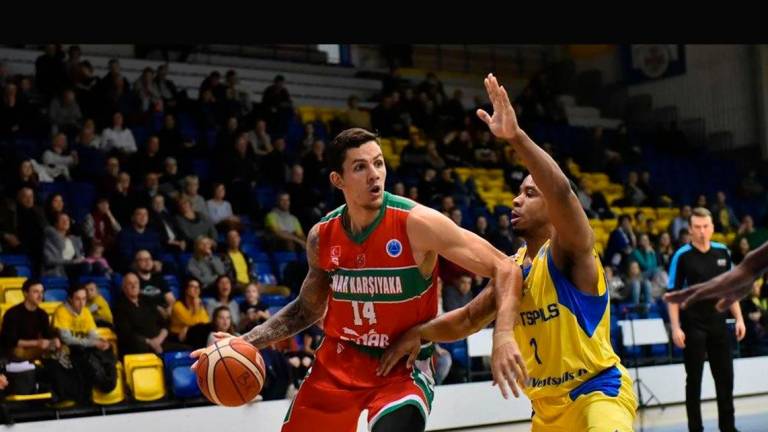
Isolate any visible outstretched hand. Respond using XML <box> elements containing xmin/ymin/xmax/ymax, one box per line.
<box><xmin>476</xmin><ymin>73</ymin><xmax>520</xmax><ymax>141</ymax></box>
<box><xmin>664</xmin><ymin>265</ymin><xmax>753</xmax><ymax>312</ymax></box>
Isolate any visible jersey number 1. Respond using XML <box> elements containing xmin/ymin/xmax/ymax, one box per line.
<box><xmin>352</xmin><ymin>301</ymin><xmax>377</xmax><ymax>325</ymax></box>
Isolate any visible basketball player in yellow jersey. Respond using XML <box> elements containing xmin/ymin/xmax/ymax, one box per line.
<box><xmin>380</xmin><ymin>74</ymin><xmax>637</xmax><ymax>431</ymax></box>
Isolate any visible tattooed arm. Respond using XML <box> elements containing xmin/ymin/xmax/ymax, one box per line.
<box><xmin>191</xmin><ymin>224</ymin><xmax>328</xmax><ymax>364</ymax></box>
<box><xmin>242</xmin><ymin>223</ymin><xmax>329</xmax><ymax>348</ymax></box>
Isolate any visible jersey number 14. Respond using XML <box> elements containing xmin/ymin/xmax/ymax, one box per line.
<box><xmin>352</xmin><ymin>301</ymin><xmax>377</xmax><ymax>326</ymax></box>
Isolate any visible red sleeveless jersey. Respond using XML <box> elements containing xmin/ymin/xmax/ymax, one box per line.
<box><xmin>317</xmin><ymin>192</ymin><xmax>438</xmax><ymax>355</ymax></box>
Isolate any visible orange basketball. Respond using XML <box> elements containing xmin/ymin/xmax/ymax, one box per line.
<box><xmin>195</xmin><ymin>338</ymin><xmax>266</xmax><ymax>407</ymax></box>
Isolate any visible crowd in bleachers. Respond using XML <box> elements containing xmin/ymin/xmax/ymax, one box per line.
<box><xmin>0</xmin><ymin>44</ymin><xmax>767</xmax><ymax>414</ymax></box>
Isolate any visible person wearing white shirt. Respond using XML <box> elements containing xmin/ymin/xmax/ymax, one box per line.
<box><xmin>206</xmin><ymin>183</ymin><xmax>241</xmax><ymax>230</ymax></box>
<box><xmin>102</xmin><ymin>112</ymin><xmax>137</xmax><ymax>155</ymax></box>
<box><xmin>42</xmin><ymin>133</ymin><xmax>78</xmax><ymax>181</ymax></box>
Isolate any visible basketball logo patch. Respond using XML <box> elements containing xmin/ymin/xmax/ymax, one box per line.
<box><xmin>386</xmin><ymin>239</ymin><xmax>402</xmax><ymax>258</ymax></box>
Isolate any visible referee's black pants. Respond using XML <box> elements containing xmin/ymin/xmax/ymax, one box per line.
<box><xmin>682</xmin><ymin>320</ymin><xmax>735</xmax><ymax>432</ymax></box>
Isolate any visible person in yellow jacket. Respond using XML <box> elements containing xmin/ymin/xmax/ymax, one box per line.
<box><xmin>84</xmin><ymin>281</ymin><xmax>113</xmax><ymax>326</ymax></box>
<box><xmin>170</xmin><ymin>277</ymin><xmax>209</xmax><ymax>345</ymax></box>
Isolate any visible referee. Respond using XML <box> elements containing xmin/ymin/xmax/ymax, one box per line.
<box><xmin>667</xmin><ymin>207</ymin><xmax>746</xmax><ymax>432</ymax></box>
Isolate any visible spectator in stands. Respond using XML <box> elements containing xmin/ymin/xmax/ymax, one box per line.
<box><xmin>199</xmin><ymin>71</ymin><xmax>226</xmax><ymax>102</ymax></box>
<box><xmin>435</xmin><ymin>167</ymin><xmax>461</xmax><ymax>198</ymax></box>
<box><xmin>135</xmin><ymin>172</ymin><xmax>162</xmax><ymax>210</ymax></box>
<box><xmin>418</xmin><ymin>168</ymin><xmax>439</xmax><ymax>205</ymax></box>
<box><xmin>285</xmin><ymin>164</ymin><xmax>321</xmax><ymax>231</ymax></box>
<box><xmin>225</xmin><ymin>69</ymin><xmax>251</xmax><ymax>111</ymax></box>
<box><xmin>109</xmin><ymin>172</ymin><xmax>136</xmax><ymax>226</ymax></box>
<box><xmin>474</xmin><ymin>215</ymin><xmax>491</xmax><ymax>242</ymax></box>
<box><xmin>114</xmin><ymin>272</ymin><xmax>173</xmax><ymax>355</ymax></box>
<box><xmin>170</xmin><ymin>277</ymin><xmax>209</xmax><ymax>345</ymax></box>
<box><xmin>148</xmin><ymin>193</ymin><xmax>186</xmax><ymax>253</ymax></box>
<box><xmin>84</xmin><ymin>281</ymin><xmax>113</xmax><ymax>327</ymax></box>
<box><xmin>732</xmin><ymin>237</ymin><xmax>751</xmax><ymax>265</ymax></box>
<box><xmin>181</xmin><ymin>175</ymin><xmax>208</xmax><ymax>218</ymax></box>
<box><xmin>42</xmin><ymin>133</ymin><xmax>78</xmax><ymax>181</ymax></box>
<box><xmin>576</xmin><ymin>179</ymin><xmax>598</xmax><ymax>219</ymax></box>
<box><xmin>605</xmin><ymin>266</ymin><xmax>627</xmax><ymax>301</ymax></box>
<box><xmin>73</xmin><ymin>61</ymin><xmax>100</xmax><ymax>118</ymax></box>
<box><xmin>118</xmin><ymin>207</ymin><xmax>161</xmax><ymax>270</ymax></box>
<box><xmin>75</xmin><ymin>118</ymin><xmax>101</xmax><ymax>149</ymax></box>
<box><xmin>130</xmin><ymin>136</ymin><xmax>164</xmax><ymax>178</ymax></box>
<box><xmin>133</xmin><ymin>67</ymin><xmax>161</xmax><ymax>112</ymax></box>
<box><xmin>677</xmin><ymin>228</ymin><xmax>691</xmax><ymax>249</ymax></box>
<box><xmin>102</xmin><ymin>112</ymin><xmax>137</xmax><ymax>155</ymax></box>
<box><xmin>737</xmin><ymin>214</ymin><xmax>768</xmax><ymax>249</ymax></box>
<box><xmin>632</xmin><ymin>233</ymin><xmax>659</xmax><ymax>278</ymax></box>
<box><xmin>300</xmin><ymin>123</ymin><xmax>319</xmax><ymax>156</ymax></box>
<box><xmin>245</xmin><ymin>118</ymin><xmax>272</xmax><ymax>158</ymax></box>
<box><xmin>153</xmin><ymin>64</ymin><xmax>179</xmax><ymax>109</ymax></box>
<box><xmin>371</xmin><ymin>93</ymin><xmax>405</xmax><ymax>138</ymax></box>
<box><xmin>157</xmin><ymin>113</ymin><xmax>190</xmax><ymax>158</ymax></box>
<box><xmin>15</xmin><ymin>188</ymin><xmax>48</xmax><ymax>274</ymax></box>
<box><xmin>442</xmin><ymin>274</ymin><xmax>474</xmax><ymax>313</ymax></box>
<box><xmin>52</xmin><ymin>284</ymin><xmax>116</xmax><ymax>402</ymax></box>
<box><xmin>219</xmin><ymin>134</ymin><xmax>257</xmax><ymax>215</ymax></box>
<box><xmin>490</xmin><ymin>213</ymin><xmax>520</xmax><ymax>256</ymax></box>
<box><xmin>238</xmin><ymin>282</ymin><xmax>270</xmax><ymax>333</ymax></box>
<box><xmin>711</xmin><ymin>191</ymin><xmax>739</xmax><ymax>234</ymax></box>
<box><xmin>42</xmin><ymin>212</ymin><xmax>87</xmax><ymax>278</ymax></box>
<box><xmin>740</xmin><ymin>278</ymin><xmax>768</xmax><ymax>356</ymax></box>
<box><xmin>423</xmin><ymin>140</ymin><xmax>448</xmax><ymax>173</ymax></box>
<box><xmin>473</xmin><ymin>130</ymin><xmax>500</xmax><ymax>168</ymax></box>
<box><xmin>392</xmin><ymin>181</ymin><xmax>406</xmax><ymax>197</ymax></box>
<box><xmin>740</xmin><ymin>169</ymin><xmax>765</xmax><ymax>199</ymax></box>
<box><xmin>134</xmin><ymin>249</ymin><xmax>174</xmax><ymax>319</ymax></box>
<box><xmin>43</xmin><ymin>193</ymin><xmax>66</xmax><ymax>226</ymax></box>
<box><xmin>8</xmin><ymin>159</ymin><xmax>40</xmax><ymax>198</ymax></box>
<box><xmin>605</xmin><ymin>215</ymin><xmax>636</xmax><ymax>270</ymax></box>
<box><xmin>187</xmin><ymin>236</ymin><xmax>227</xmax><ymax>290</ymax></box>
<box><xmin>217</xmin><ymin>116</ymin><xmax>240</xmax><ymax>153</ymax></box>
<box><xmin>634</xmin><ymin>211</ymin><xmax>649</xmax><ymax>237</ymax></box>
<box><xmin>262</xmin><ymin>137</ymin><xmax>292</xmax><ymax>186</ymax></box>
<box><xmin>83</xmin><ymin>240</ymin><xmax>113</xmax><ymax>276</ymax></box>
<box><xmin>49</xmin><ymin>88</ymin><xmax>82</xmax><ymax>136</ymax></box>
<box><xmin>205</xmin><ymin>275</ymin><xmax>240</xmax><ymax>327</ymax></box>
<box><xmin>175</xmin><ymin>196</ymin><xmax>217</xmax><ymax>247</ymax></box>
<box><xmin>262</xmin><ymin>74</ymin><xmax>292</xmax><ymax>111</ymax></box>
<box><xmin>627</xmin><ymin>261</ymin><xmax>653</xmax><ymax>308</ymax></box>
<box><xmin>442</xmin><ymin>130</ymin><xmax>474</xmax><ymax>167</ymax></box>
<box><xmin>98</xmin><ymin>156</ymin><xmax>120</xmax><ymax>195</ymax></box>
<box><xmin>0</xmin><ymin>279</ymin><xmax>83</xmax><ymax>401</ymax></box>
<box><xmin>0</xmin><ymin>197</ymin><xmax>22</xmax><ymax>254</ymax></box>
<box><xmin>418</xmin><ymin>72</ymin><xmax>446</xmax><ymax>102</ymax></box>
<box><xmin>301</xmin><ymin>139</ymin><xmax>329</xmax><ymax>193</ymax></box>
<box><xmin>342</xmin><ymin>95</ymin><xmax>372</xmax><ymax>130</ymax></box>
<box><xmin>670</xmin><ymin>205</ymin><xmax>692</xmax><ymax>242</ymax></box>
<box><xmin>656</xmin><ymin>231</ymin><xmax>675</xmax><ymax>270</ymax></box>
<box><xmin>34</xmin><ymin>44</ymin><xmax>66</xmax><ymax>101</ymax></box>
<box><xmin>207</xmin><ymin>183</ymin><xmax>240</xmax><ymax>232</ymax></box>
<box><xmin>159</xmin><ymin>157</ymin><xmax>182</xmax><ymax>199</ymax></box>
<box><xmin>220</xmin><ymin>229</ymin><xmax>254</xmax><ymax>288</ymax></box>
<box><xmin>0</xmin><ymin>61</ymin><xmax>8</xmax><ymax>88</ymax></box>
<box><xmin>0</xmin><ymin>83</ymin><xmax>25</xmax><ymax>139</ymax></box>
<box><xmin>265</xmin><ymin>192</ymin><xmax>306</xmax><ymax>252</ymax></box>
<box><xmin>99</xmin><ymin>59</ymin><xmax>131</xmax><ymax>96</ymax></box>
<box><xmin>407</xmin><ymin>185</ymin><xmax>419</xmax><ymax>203</ymax></box>
<box><xmin>64</xmin><ymin>46</ymin><xmax>82</xmax><ymax>83</ymax></box>
<box><xmin>449</xmin><ymin>208</ymin><xmax>464</xmax><ymax>228</ymax></box>
<box><xmin>619</xmin><ymin>171</ymin><xmax>647</xmax><ymax>207</ymax></box>
<box><xmin>695</xmin><ymin>194</ymin><xmax>708</xmax><ymax>210</ymax></box>
<box><xmin>207</xmin><ymin>306</ymin><xmax>238</xmax><ymax>346</ymax></box>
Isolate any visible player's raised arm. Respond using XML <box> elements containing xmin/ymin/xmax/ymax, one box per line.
<box><xmin>191</xmin><ymin>224</ymin><xmax>329</xmax><ymax>364</ymax></box>
<box><xmin>477</xmin><ymin>74</ymin><xmax>594</xmax><ymax>259</ymax></box>
<box><xmin>407</xmin><ymin>205</ymin><xmax>525</xmax><ymax>398</ymax></box>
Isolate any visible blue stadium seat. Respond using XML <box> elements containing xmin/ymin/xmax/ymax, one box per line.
<box><xmin>177</xmin><ymin>253</ymin><xmax>193</xmax><ymax>271</ymax></box>
<box><xmin>266</xmin><ymin>306</ymin><xmax>283</xmax><ymax>316</ymax></box>
<box><xmin>100</xmin><ymin>289</ymin><xmax>112</xmax><ymax>306</ymax></box>
<box><xmin>272</xmin><ymin>252</ymin><xmax>298</xmax><ymax>264</ymax></box>
<box><xmin>0</xmin><ymin>255</ymin><xmax>31</xmax><ymax>268</ymax></box>
<box><xmin>163</xmin><ymin>275</ymin><xmax>181</xmax><ymax>300</ymax></box>
<box><xmin>255</xmin><ymin>262</ymin><xmax>273</xmax><ymax>276</ymax></box>
<box><xmin>257</xmin><ymin>273</ymin><xmax>278</xmax><ymax>286</ymax></box>
<box><xmin>79</xmin><ymin>275</ymin><xmax>111</xmax><ymax>291</ymax></box>
<box><xmin>68</xmin><ymin>182</ymin><xmax>96</xmax><ymax>222</ymax></box>
<box><xmin>45</xmin><ymin>288</ymin><xmax>68</xmax><ymax>302</ymax></box>
<box><xmin>241</xmin><ymin>243</ymin><xmax>262</xmax><ymax>261</ymax></box>
<box><xmin>261</xmin><ymin>295</ymin><xmax>290</xmax><ymax>308</ymax></box>
<box><xmin>41</xmin><ymin>276</ymin><xmax>69</xmax><ymax>291</ymax></box>
<box><xmin>162</xmin><ymin>351</ymin><xmax>201</xmax><ymax>399</ymax></box>
<box><xmin>191</xmin><ymin>159</ymin><xmax>211</xmax><ymax>183</ymax></box>
<box><xmin>15</xmin><ymin>266</ymin><xmax>31</xmax><ymax>278</ymax></box>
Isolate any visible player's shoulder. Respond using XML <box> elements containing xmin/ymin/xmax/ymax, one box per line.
<box><xmin>710</xmin><ymin>241</ymin><xmax>730</xmax><ymax>253</ymax></box>
<box><xmin>319</xmin><ymin>203</ymin><xmax>345</xmax><ymax>224</ymax></box>
<box><xmin>385</xmin><ymin>192</ymin><xmax>418</xmax><ymax>213</ymax></box>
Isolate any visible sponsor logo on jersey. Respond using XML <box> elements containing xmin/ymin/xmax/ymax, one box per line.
<box><xmin>330</xmin><ymin>275</ymin><xmax>404</xmax><ymax>295</ymax></box>
<box><xmin>717</xmin><ymin>258</ymin><xmax>727</xmax><ymax>267</ymax></box>
<box><xmin>519</xmin><ymin>303</ymin><xmax>560</xmax><ymax>326</ymax></box>
<box><xmin>386</xmin><ymin>239</ymin><xmax>402</xmax><ymax>258</ymax></box>
<box><xmin>331</xmin><ymin>245</ymin><xmax>341</xmax><ymax>265</ymax></box>
<box><xmin>356</xmin><ymin>253</ymin><xmax>366</xmax><ymax>267</ymax></box>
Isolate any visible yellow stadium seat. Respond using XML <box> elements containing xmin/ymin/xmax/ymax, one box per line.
<box><xmin>454</xmin><ymin>167</ymin><xmax>472</xmax><ymax>181</ymax></box>
<box><xmin>0</xmin><ymin>278</ymin><xmax>26</xmax><ymax>304</ymax></box>
<box><xmin>393</xmin><ymin>139</ymin><xmax>409</xmax><ymax>153</ymax></box>
<box><xmin>3</xmin><ymin>289</ymin><xmax>23</xmax><ymax>305</ymax></box>
<box><xmin>655</xmin><ymin>219</ymin><xmax>671</xmax><ymax>232</ymax></box>
<box><xmin>39</xmin><ymin>302</ymin><xmax>61</xmax><ymax>320</ymax></box>
<box><xmin>5</xmin><ymin>392</ymin><xmax>52</xmax><ymax>402</ymax></box>
<box><xmin>93</xmin><ymin>362</ymin><xmax>125</xmax><ymax>405</ymax></box>
<box><xmin>712</xmin><ymin>233</ymin><xmax>726</xmax><ymax>244</ymax></box>
<box><xmin>124</xmin><ymin>353</ymin><xmax>165</xmax><ymax>402</ymax></box>
<box><xmin>602</xmin><ymin>219</ymin><xmax>618</xmax><ymax>231</ymax></box>
<box><xmin>296</xmin><ymin>106</ymin><xmax>317</xmax><ymax>123</ymax></box>
<box><xmin>96</xmin><ymin>327</ymin><xmax>119</xmax><ymax>357</ymax></box>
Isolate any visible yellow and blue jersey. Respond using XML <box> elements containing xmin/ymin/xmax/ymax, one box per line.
<box><xmin>512</xmin><ymin>240</ymin><xmax>630</xmax><ymax>402</ymax></box>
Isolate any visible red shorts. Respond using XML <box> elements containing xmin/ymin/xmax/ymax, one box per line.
<box><xmin>282</xmin><ymin>338</ymin><xmax>435</xmax><ymax>432</ymax></box>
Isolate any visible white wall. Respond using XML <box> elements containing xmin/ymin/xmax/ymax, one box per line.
<box><xmin>627</xmin><ymin>45</ymin><xmax>758</xmax><ymax>149</ymax></box>
<box><xmin>8</xmin><ymin>357</ymin><xmax>768</xmax><ymax>432</ymax></box>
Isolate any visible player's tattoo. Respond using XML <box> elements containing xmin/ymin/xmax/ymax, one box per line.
<box><xmin>242</xmin><ymin>225</ymin><xmax>330</xmax><ymax>348</ymax></box>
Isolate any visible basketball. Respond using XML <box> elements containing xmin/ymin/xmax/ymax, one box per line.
<box><xmin>195</xmin><ymin>338</ymin><xmax>266</xmax><ymax>407</ymax></box>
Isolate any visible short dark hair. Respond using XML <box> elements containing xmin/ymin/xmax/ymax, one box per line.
<box><xmin>274</xmin><ymin>75</ymin><xmax>285</xmax><ymax>83</ymax></box>
<box><xmin>68</xmin><ymin>283</ymin><xmax>87</xmax><ymax>299</ymax></box>
<box><xmin>22</xmin><ymin>279</ymin><xmax>43</xmax><ymax>292</ymax></box>
<box><xmin>328</xmin><ymin>128</ymin><xmax>379</xmax><ymax>174</ymax></box>
<box><xmin>619</xmin><ymin>214</ymin><xmax>632</xmax><ymax>225</ymax></box>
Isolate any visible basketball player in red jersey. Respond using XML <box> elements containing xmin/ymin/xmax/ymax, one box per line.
<box><xmin>192</xmin><ymin>128</ymin><xmax>526</xmax><ymax>432</ymax></box>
